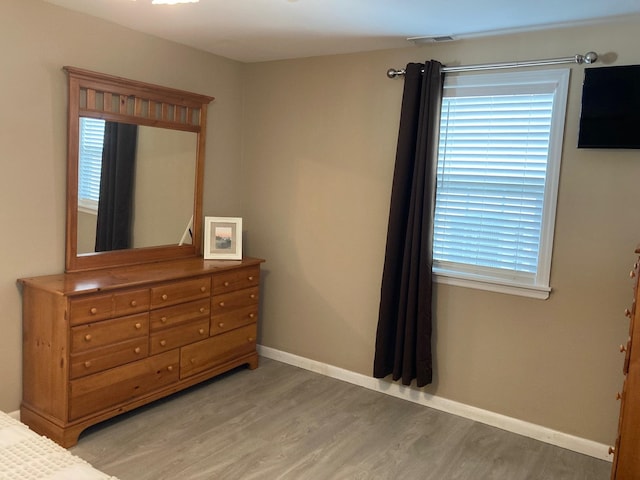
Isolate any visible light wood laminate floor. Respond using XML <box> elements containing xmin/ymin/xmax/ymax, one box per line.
<box><xmin>71</xmin><ymin>357</ymin><xmax>611</xmax><ymax>480</ymax></box>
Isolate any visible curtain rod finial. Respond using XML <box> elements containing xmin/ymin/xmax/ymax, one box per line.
<box><xmin>576</xmin><ymin>51</ymin><xmax>598</xmax><ymax>64</ymax></box>
<box><xmin>387</xmin><ymin>68</ymin><xmax>405</xmax><ymax>78</ymax></box>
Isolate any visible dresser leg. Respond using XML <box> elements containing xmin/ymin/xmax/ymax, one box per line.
<box><xmin>20</xmin><ymin>406</ymin><xmax>83</xmax><ymax>448</ymax></box>
<box><xmin>248</xmin><ymin>354</ymin><xmax>259</xmax><ymax>370</ymax></box>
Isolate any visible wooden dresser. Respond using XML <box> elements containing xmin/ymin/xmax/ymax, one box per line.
<box><xmin>19</xmin><ymin>257</ymin><xmax>263</xmax><ymax>447</ymax></box>
<box><xmin>611</xmin><ymin>247</ymin><xmax>640</xmax><ymax>479</ymax></box>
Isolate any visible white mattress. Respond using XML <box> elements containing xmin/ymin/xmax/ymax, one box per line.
<box><xmin>0</xmin><ymin>411</ymin><xmax>119</xmax><ymax>480</ymax></box>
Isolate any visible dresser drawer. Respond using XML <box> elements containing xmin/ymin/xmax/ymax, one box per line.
<box><xmin>69</xmin><ymin>293</ymin><xmax>113</xmax><ymax>325</ymax></box>
<box><xmin>213</xmin><ymin>266</ymin><xmax>260</xmax><ymax>294</ymax></box>
<box><xmin>114</xmin><ymin>288</ymin><xmax>150</xmax><ymax>317</ymax></box>
<box><xmin>71</xmin><ymin>313</ymin><xmax>149</xmax><ymax>353</ymax></box>
<box><xmin>180</xmin><ymin>323</ymin><xmax>257</xmax><ymax>379</ymax></box>
<box><xmin>149</xmin><ymin>318</ymin><xmax>210</xmax><ymax>355</ymax></box>
<box><xmin>150</xmin><ymin>277</ymin><xmax>211</xmax><ymax>308</ymax></box>
<box><xmin>210</xmin><ymin>305</ymin><xmax>258</xmax><ymax>336</ymax></box>
<box><xmin>69</xmin><ymin>338</ymin><xmax>149</xmax><ymax>379</ymax></box>
<box><xmin>69</xmin><ymin>350</ymin><xmax>179</xmax><ymax>421</ymax></box>
<box><xmin>150</xmin><ymin>298</ymin><xmax>210</xmax><ymax>331</ymax></box>
<box><xmin>211</xmin><ymin>286</ymin><xmax>259</xmax><ymax>315</ymax></box>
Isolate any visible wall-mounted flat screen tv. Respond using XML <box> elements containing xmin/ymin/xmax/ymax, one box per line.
<box><xmin>578</xmin><ymin>64</ymin><xmax>640</xmax><ymax>149</ymax></box>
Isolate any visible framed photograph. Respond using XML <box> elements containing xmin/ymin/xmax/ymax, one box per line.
<box><xmin>204</xmin><ymin>217</ymin><xmax>242</xmax><ymax>260</ymax></box>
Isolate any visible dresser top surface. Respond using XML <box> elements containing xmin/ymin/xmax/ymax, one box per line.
<box><xmin>18</xmin><ymin>257</ymin><xmax>264</xmax><ymax>296</ymax></box>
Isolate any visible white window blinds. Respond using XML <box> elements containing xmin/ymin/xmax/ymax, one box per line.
<box><xmin>78</xmin><ymin>117</ymin><xmax>105</xmax><ymax>212</ymax></box>
<box><xmin>432</xmin><ymin>69</ymin><xmax>570</xmax><ymax>298</ymax></box>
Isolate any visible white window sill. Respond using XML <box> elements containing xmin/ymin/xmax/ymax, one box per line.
<box><xmin>78</xmin><ymin>205</ymin><xmax>98</xmax><ymax>216</ymax></box>
<box><xmin>78</xmin><ymin>198</ymin><xmax>98</xmax><ymax>215</ymax></box>
<box><xmin>433</xmin><ymin>269</ymin><xmax>551</xmax><ymax>300</ymax></box>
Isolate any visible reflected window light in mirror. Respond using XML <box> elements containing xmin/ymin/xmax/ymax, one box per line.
<box><xmin>78</xmin><ymin>118</ymin><xmax>105</xmax><ymax>214</ymax></box>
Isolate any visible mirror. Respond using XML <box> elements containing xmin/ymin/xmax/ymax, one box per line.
<box><xmin>76</xmin><ymin>121</ymin><xmax>197</xmax><ymax>254</ymax></box>
<box><xmin>65</xmin><ymin>66</ymin><xmax>214</xmax><ymax>272</ymax></box>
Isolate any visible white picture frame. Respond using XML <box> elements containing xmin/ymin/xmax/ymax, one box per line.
<box><xmin>204</xmin><ymin>216</ymin><xmax>242</xmax><ymax>260</ymax></box>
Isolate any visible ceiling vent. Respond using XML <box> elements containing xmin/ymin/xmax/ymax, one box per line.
<box><xmin>407</xmin><ymin>35</ymin><xmax>456</xmax><ymax>44</ymax></box>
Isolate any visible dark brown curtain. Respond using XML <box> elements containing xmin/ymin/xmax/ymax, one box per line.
<box><xmin>95</xmin><ymin>122</ymin><xmax>138</xmax><ymax>252</ymax></box>
<box><xmin>373</xmin><ymin>61</ymin><xmax>443</xmax><ymax>387</ymax></box>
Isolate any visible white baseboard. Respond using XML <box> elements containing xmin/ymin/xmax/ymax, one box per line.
<box><xmin>257</xmin><ymin>345</ymin><xmax>612</xmax><ymax>462</ymax></box>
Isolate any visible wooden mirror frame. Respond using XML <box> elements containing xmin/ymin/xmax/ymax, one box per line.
<box><xmin>64</xmin><ymin>67</ymin><xmax>214</xmax><ymax>272</ymax></box>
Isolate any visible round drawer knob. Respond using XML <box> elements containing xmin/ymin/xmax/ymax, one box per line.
<box><xmin>134</xmin><ymin>347</ymin><xmax>141</xmax><ymax>354</ymax></box>
<box><xmin>84</xmin><ymin>334</ymin><xmax>92</xmax><ymax>342</ymax></box>
<box><xmin>250</xmin><ymin>294</ymin><xmax>256</xmax><ymax>299</ymax></box>
<box><xmin>135</xmin><ymin>323</ymin><xmax>142</xmax><ymax>329</ymax></box>
<box><xmin>90</xmin><ymin>307</ymin><xmax>97</xmax><ymax>315</ymax></box>
<box><xmin>219</xmin><ymin>301</ymin><xmax>225</xmax><ymax>307</ymax></box>
<box><xmin>130</xmin><ymin>300</ymin><xmax>137</xmax><ymax>307</ymax></box>
<box><xmin>167</xmin><ymin>365</ymin><xmax>174</xmax><ymax>372</ymax></box>
<box><xmin>160</xmin><ymin>340</ymin><xmax>167</xmax><ymax>347</ymax></box>
<box><xmin>84</xmin><ymin>361</ymin><xmax>91</xmax><ymax>368</ymax></box>
<box><xmin>616</xmin><ymin>392</ymin><xmax>622</xmax><ymax>400</ymax></box>
<box><xmin>190</xmin><ymin>358</ymin><xmax>196</xmax><ymax>364</ymax></box>
<box><xmin>625</xmin><ymin>308</ymin><xmax>632</xmax><ymax>318</ymax></box>
<box><xmin>631</xmin><ymin>270</ymin><xmax>637</xmax><ymax>279</ymax></box>
<box><xmin>218</xmin><ymin>322</ymin><xmax>225</xmax><ymax>328</ymax></box>
<box><xmin>249</xmin><ymin>313</ymin><xmax>255</xmax><ymax>319</ymax></box>
<box><xmin>224</xmin><ymin>281</ymin><xmax>230</xmax><ymax>287</ymax></box>
<box><xmin>248</xmin><ymin>337</ymin><xmax>254</xmax><ymax>342</ymax></box>
<box><xmin>620</xmin><ymin>344</ymin><xmax>627</xmax><ymax>353</ymax></box>
<box><xmin>162</xmin><ymin>294</ymin><xmax>168</xmax><ymax>301</ymax></box>
<box><xmin>200</xmin><ymin>286</ymin><xmax>207</xmax><ymax>292</ymax></box>
<box><xmin>248</xmin><ymin>276</ymin><xmax>254</xmax><ymax>281</ymax></box>
<box><xmin>199</xmin><ymin>307</ymin><xmax>205</xmax><ymax>313</ymax></box>
<box><xmin>161</xmin><ymin>317</ymin><xmax>167</xmax><ymax>323</ymax></box>
<box><xmin>609</xmin><ymin>446</ymin><xmax>615</xmax><ymax>455</ymax></box>
<box><xmin>199</xmin><ymin>328</ymin><xmax>205</xmax><ymax>335</ymax></box>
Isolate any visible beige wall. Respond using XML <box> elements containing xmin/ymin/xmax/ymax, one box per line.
<box><xmin>0</xmin><ymin>0</ymin><xmax>244</xmax><ymax>412</ymax></box>
<box><xmin>133</xmin><ymin>127</ymin><xmax>196</xmax><ymax>248</ymax></box>
<box><xmin>241</xmin><ymin>19</ymin><xmax>640</xmax><ymax>444</ymax></box>
<box><xmin>3</xmin><ymin>0</ymin><xmax>639</xmax><ymax>449</ymax></box>
<box><xmin>77</xmin><ymin>210</ymin><xmax>97</xmax><ymax>252</ymax></box>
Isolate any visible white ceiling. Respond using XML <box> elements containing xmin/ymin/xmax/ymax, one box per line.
<box><xmin>43</xmin><ymin>0</ymin><xmax>640</xmax><ymax>63</ymax></box>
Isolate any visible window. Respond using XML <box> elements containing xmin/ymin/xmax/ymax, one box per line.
<box><xmin>78</xmin><ymin>117</ymin><xmax>105</xmax><ymax>213</ymax></box>
<box><xmin>433</xmin><ymin>69</ymin><xmax>570</xmax><ymax>299</ymax></box>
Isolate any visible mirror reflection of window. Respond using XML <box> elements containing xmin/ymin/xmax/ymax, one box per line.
<box><xmin>78</xmin><ymin>118</ymin><xmax>105</xmax><ymax>214</ymax></box>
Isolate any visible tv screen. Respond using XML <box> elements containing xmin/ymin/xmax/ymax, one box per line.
<box><xmin>577</xmin><ymin>64</ymin><xmax>640</xmax><ymax>149</ymax></box>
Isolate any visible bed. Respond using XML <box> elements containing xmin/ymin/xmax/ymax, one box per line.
<box><xmin>0</xmin><ymin>411</ymin><xmax>119</xmax><ymax>480</ymax></box>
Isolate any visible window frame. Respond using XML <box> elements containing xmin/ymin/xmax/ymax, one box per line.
<box><xmin>432</xmin><ymin>68</ymin><xmax>571</xmax><ymax>300</ymax></box>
